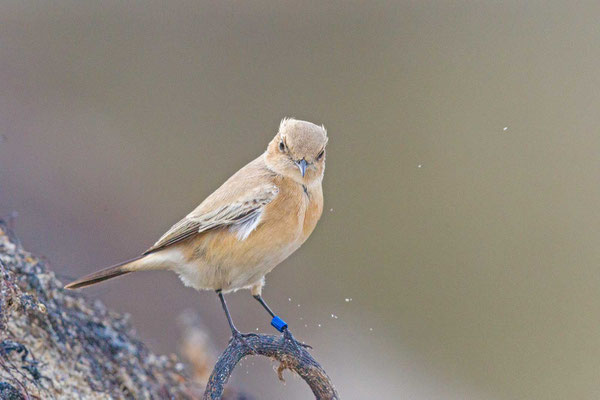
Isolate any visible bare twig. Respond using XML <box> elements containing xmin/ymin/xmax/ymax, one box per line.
<box><xmin>203</xmin><ymin>329</ymin><xmax>339</xmax><ymax>400</ymax></box>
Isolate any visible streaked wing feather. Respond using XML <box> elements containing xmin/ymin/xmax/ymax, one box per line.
<box><xmin>143</xmin><ymin>219</ymin><xmax>201</xmax><ymax>255</ymax></box>
<box><xmin>144</xmin><ymin>184</ymin><xmax>278</xmax><ymax>254</ymax></box>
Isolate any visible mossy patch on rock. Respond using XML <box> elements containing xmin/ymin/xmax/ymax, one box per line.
<box><xmin>0</xmin><ymin>221</ymin><xmax>203</xmax><ymax>399</ymax></box>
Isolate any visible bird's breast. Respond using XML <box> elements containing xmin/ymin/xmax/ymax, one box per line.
<box><xmin>300</xmin><ymin>182</ymin><xmax>323</xmax><ymax>240</ymax></box>
<box><xmin>268</xmin><ymin>178</ymin><xmax>323</xmax><ymax>243</ymax></box>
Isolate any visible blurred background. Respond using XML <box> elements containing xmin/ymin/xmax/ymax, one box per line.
<box><xmin>1</xmin><ymin>1</ymin><xmax>600</xmax><ymax>399</ymax></box>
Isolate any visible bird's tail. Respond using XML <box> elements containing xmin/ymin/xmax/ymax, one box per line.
<box><xmin>64</xmin><ymin>255</ymin><xmax>145</xmax><ymax>289</ymax></box>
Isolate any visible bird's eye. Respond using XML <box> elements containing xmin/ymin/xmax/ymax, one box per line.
<box><xmin>316</xmin><ymin>149</ymin><xmax>325</xmax><ymax>161</ymax></box>
<box><xmin>279</xmin><ymin>141</ymin><xmax>286</xmax><ymax>152</ymax></box>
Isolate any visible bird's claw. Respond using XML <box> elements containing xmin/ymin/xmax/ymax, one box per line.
<box><xmin>240</xmin><ymin>332</ymin><xmax>260</xmax><ymax>339</ymax></box>
<box><xmin>282</xmin><ymin>327</ymin><xmax>312</xmax><ymax>349</ymax></box>
<box><xmin>230</xmin><ymin>330</ymin><xmax>258</xmax><ymax>353</ymax></box>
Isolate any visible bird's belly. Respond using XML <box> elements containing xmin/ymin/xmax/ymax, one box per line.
<box><xmin>172</xmin><ymin>223</ymin><xmax>303</xmax><ymax>292</ymax></box>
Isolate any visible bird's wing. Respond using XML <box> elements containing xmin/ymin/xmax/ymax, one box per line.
<box><xmin>144</xmin><ymin>183</ymin><xmax>279</xmax><ymax>254</ymax></box>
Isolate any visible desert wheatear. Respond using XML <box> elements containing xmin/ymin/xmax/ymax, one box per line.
<box><xmin>66</xmin><ymin>118</ymin><xmax>328</xmax><ymax>338</ymax></box>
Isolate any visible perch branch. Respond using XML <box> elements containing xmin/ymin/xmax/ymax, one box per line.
<box><xmin>203</xmin><ymin>329</ymin><xmax>339</xmax><ymax>400</ymax></box>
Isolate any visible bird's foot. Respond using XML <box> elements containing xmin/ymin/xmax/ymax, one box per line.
<box><xmin>282</xmin><ymin>327</ymin><xmax>312</xmax><ymax>350</ymax></box>
<box><xmin>230</xmin><ymin>330</ymin><xmax>258</xmax><ymax>353</ymax></box>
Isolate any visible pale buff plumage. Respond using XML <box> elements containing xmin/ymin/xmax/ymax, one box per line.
<box><xmin>65</xmin><ymin>118</ymin><xmax>327</xmax><ymax>300</ymax></box>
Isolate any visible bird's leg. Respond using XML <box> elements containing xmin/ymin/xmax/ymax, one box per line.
<box><xmin>216</xmin><ymin>290</ymin><xmax>238</xmax><ymax>335</ymax></box>
<box><xmin>252</xmin><ymin>294</ymin><xmax>312</xmax><ymax>348</ymax></box>
<box><xmin>253</xmin><ymin>294</ymin><xmax>290</xmax><ymax>333</ymax></box>
<box><xmin>253</xmin><ymin>294</ymin><xmax>287</xmax><ymax>332</ymax></box>
<box><xmin>253</xmin><ymin>294</ymin><xmax>275</xmax><ymax>317</ymax></box>
<box><xmin>216</xmin><ymin>290</ymin><xmax>258</xmax><ymax>349</ymax></box>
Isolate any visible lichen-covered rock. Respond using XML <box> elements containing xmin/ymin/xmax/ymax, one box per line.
<box><xmin>0</xmin><ymin>221</ymin><xmax>207</xmax><ymax>399</ymax></box>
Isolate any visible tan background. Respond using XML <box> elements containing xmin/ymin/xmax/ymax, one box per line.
<box><xmin>1</xmin><ymin>2</ymin><xmax>600</xmax><ymax>399</ymax></box>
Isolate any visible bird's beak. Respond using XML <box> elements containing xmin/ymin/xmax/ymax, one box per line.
<box><xmin>296</xmin><ymin>159</ymin><xmax>308</xmax><ymax>177</ymax></box>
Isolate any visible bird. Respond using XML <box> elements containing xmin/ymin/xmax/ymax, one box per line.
<box><xmin>65</xmin><ymin>118</ymin><xmax>328</xmax><ymax>340</ymax></box>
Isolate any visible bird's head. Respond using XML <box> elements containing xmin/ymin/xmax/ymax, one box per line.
<box><xmin>265</xmin><ymin>118</ymin><xmax>328</xmax><ymax>184</ymax></box>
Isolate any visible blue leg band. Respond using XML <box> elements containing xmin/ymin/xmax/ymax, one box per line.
<box><xmin>271</xmin><ymin>316</ymin><xmax>288</xmax><ymax>332</ymax></box>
